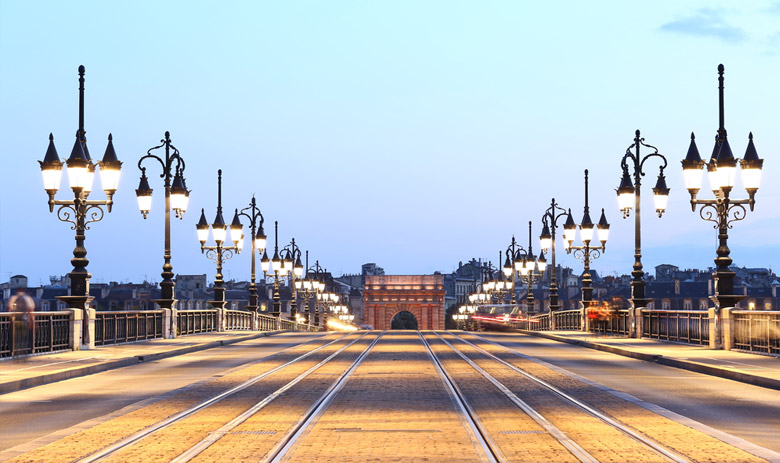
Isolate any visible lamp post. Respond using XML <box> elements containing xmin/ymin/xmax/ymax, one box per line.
<box><xmin>236</xmin><ymin>196</ymin><xmax>267</xmax><ymax>312</ymax></box>
<box><xmin>39</xmin><ymin>65</ymin><xmax>122</xmax><ymax>319</ymax></box>
<box><xmin>563</xmin><ymin>170</ymin><xmax>610</xmax><ymax>312</ymax></box>
<box><xmin>280</xmin><ymin>239</ymin><xmax>304</xmax><ymax>321</ymax></box>
<box><xmin>295</xmin><ymin>251</ymin><xmax>321</xmax><ymax>324</ymax></box>
<box><xmin>504</xmin><ymin>222</ymin><xmax>546</xmax><ymax>315</ymax></box>
<box><xmin>260</xmin><ymin>221</ymin><xmax>291</xmax><ymax>317</ymax></box>
<box><xmin>617</xmin><ymin>130</ymin><xmax>669</xmax><ymax>310</ymax></box>
<box><xmin>307</xmin><ymin>260</ymin><xmax>328</xmax><ymax>325</ymax></box>
<box><xmin>136</xmin><ymin>131</ymin><xmax>190</xmax><ymax>316</ymax></box>
<box><xmin>681</xmin><ymin>64</ymin><xmax>763</xmax><ymax>314</ymax></box>
<box><xmin>196</xmin><ymin>170</ymin><xmax>243</xmax><ymax>309</ymax></box>
<box><xmin>539</xmin><ymin>198</ymin><xmax>568</xmax><ymax>312</ymax></box>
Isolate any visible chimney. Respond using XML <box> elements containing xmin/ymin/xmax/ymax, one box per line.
<box><xmin>674</xmin><ymin>278</ymin><xmax>680</xmax><ymax>295</ymax></box>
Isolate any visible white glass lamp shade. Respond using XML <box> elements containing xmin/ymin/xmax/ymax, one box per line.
<box><xmin>254</xmin><ymin>235</ymin><xmax>267</xmax><ymax>253</ymax></box>
<box><xmin>540</xmin><ymin>236</ymin><xmax>552</xmax><ymax>253</ymax></box>
<box><xmin>317</xmin><ymin>281</ymin><xmax>325</xmax><ymax>292</ymax></box>
<box><xmin>272</xmin><ymin>256</ymin><xmax>281</xmax><ymax>272</ymax></box>
<box><xmin>171</xmin><ymin>190</ymin><xmax>188</xmax><ymax>212</ymax></box>
<box><xmin>741</xmin><ymin>165</ymin><xmax>762</xmax><ymax>191</ymax></box>
<box><xmin>261</xmin><ymin>252</ymin><xmax>270</xmax><ymax>273</ymax></box>
<box><xmin>67</xmin><ymin>163</ymin><xmax>89</xmax><ymax>191</ymax></box>
<box><xmin>196</xmin><ymin>227</ymin><xmax>209</xmax><ymax>244</ymax></box>
<box><xmin>597</xmin><ymin>225</ymin><xmax>609</xmax><ymax>243</ymax></box>
<box><xmin>229</xmin><ymin>225</ymin><xmax>242</xmax><ymax>245</ymax></box>
<box><xmin>137</xmin><ymin>193</ymin><xmax>153</xmax><ymax>216</ymax></box>
<box><xmin>42</xmin><ymin>165</ymin><xmax>63</xmax><ymax>192</ymax></box>
<box><xmin>294</xmin><ymin>280</ymin><xmax>303</xmax><ymax>290</ymax></box>
<box><xmin>83</xmin><ymin>163</ymin><xmax>96</xmax><ymax>194</ymax></box>
<box><xmin>40</xmin><ymin>134</ymin><xmax>63</xmax><ymax>193</ymax></box>
<box><xmin>717</xmin><ymin>164</ymin><xmax>737</xmax><ymax>189</ymax></box>
<box><xmin>303</xmin><ymin>280</ymin><xmax>312</xmax><ymax>291</ymax></box>
<box><xmin>212</xmin><ymin>225</ymin><xmax>227</xmax><ymax>243</ymax></box>
<box><xmin>617</xmin><ymin>190</ymin><xmax>634</xmax><ymax>212</ymax></box>
<box><xmin>580</xmin><ymin>225</ymin><xmax>594</xmax><ymax>243</ymax></box>
<box><xmin>652</xmin><ymin>191</ymin><xmax>669</xmax><ymax>213</ymax></box>
<box><xmin>99</xmin><ymin>165</ymin><xmax>121</xmax><ymax>193</ymax></box>
<box><xmin>683</xmin><ymin>163</ymin><xmax>704</xmax><ymax>191</ymax></box>
<box><xmin>563</xmin><ymin>226</ymin><xmax>576</xmax><ymax>244</ymax></box>
<box><xmin>537</xmin><ymin>258</ymin><xmax>547</xmax><ymax>274</ymax></box>
<box><xmin>237</xmin><ymin>234</ymin><xmax>244</xmax><ymax>252</ymax></box>
<box><xmin>503</xmin><ymin>265</ymin><xmax>512</xmax><ymax>278</ymax></box>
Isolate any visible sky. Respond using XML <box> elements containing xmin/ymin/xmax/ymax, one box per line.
<box><xmin>2</xmin><ymin>1</ymin><xmax>780</xmax><ymax>287</ymax></box>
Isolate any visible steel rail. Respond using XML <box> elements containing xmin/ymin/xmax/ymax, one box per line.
<box><xmin>266</xmin><ymin>331</ymin><xmax>385</xmax><ymax>463</ymax></box>
<box><xmin>78</xmin><ymin>332</ymin><xmax>354</xmax><ymax>463</ymax></box>
<box><xmin>419</xmin><ymin>332</ymin><xmax>501</xmax><ymax>463</ymax></box>
<box><xmin>457</xmin><ymin>332</ymin><xmax>691</xmax><ymax>463</ymax></box>
<box><xmin>431</xmin><ymin>331</ymin><xmax>598</xmax><ymax>463</ymax></box>
<box><xmin>170</xmin><ymin>331</ymin><xmax>371</xmax><ymax>462</ymax></box>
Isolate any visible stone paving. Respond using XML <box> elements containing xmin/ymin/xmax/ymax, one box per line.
<box><xmin>4</xmin><ymin>330</ymin><xmax>776</xmax><ymax>463</ymax></box>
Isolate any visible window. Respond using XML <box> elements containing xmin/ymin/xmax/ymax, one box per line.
<box><xmin>662</xmin><ymin>299</ymin><xmax>671</xmax><ymax>310</ymax></box>
<box><xmin>764</xmin><ymin>299</ymin><xmax>773</xmax><ymax>310</ymax></box>
<box><xmin>699</xmin><ymin>299</ymin><xmax>709</xmax><ymax>310</ymax></box>
<box><xmin>683</xmin><ymin>299</ymin><xmax>692</xmax><ymax>310</ymax></box>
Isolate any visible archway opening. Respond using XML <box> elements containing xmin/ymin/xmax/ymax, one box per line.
<box><xmin>391</xmin><ymin>311</ymin><xmax>418</xmax><ymax>330</ymax></box>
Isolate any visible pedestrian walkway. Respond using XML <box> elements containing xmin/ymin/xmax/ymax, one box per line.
<box><xmin>0</xmin><ymin>330</ymin><xmax>314</xmax><ymax>394</ymax></box>
<box><xmin>521</xmin><ymin>329</ymin><xmax>780</xmax><ymax>390</ymax></box>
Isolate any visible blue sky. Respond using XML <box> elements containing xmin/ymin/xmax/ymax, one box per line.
<box><xmin>2</xmin><ymin>1</ymin><xmax>780</xmax><ymax>286</ymax></box>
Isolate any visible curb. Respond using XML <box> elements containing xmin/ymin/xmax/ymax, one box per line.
<box><xmin>520</xmin><ymin>330</ymin><xmax>780</xmax><ymax>391</ymax></box>
<box><xmin>0</xmin><ymin>330</ymin><xmax>291</xmax><ymax>395</ymax></box>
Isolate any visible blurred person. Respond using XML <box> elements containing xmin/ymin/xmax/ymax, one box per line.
<box><xmin>7</xmin><ymin>289</ymin><xmax>35</xmax><ymax>356</ymax></box>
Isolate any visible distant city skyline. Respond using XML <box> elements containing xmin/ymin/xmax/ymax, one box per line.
<box><xmin>3</xmin><ymin>2</ymin><xmax>780</xmax><ymax>287</ymax></box>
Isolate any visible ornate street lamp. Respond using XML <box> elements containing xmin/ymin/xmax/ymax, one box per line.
<box><xmin>295</xmin><ymin>251</ymin><xmax>322</xmax><ymax>324</ymax></box>
<box><xmin>196</xmin><ymin>170</ymin><xmax>243</xmax><ymax>309</ymax></box>
<box><xmin>306</xmin><ymin>259</ymin><xmax>329</xmax><ymax>325</ymax></box>
<box><xmin>236</xmin><ymin>196</ymin><xmax>267</xmax><ymax>312</ymax></box>
<box><xmin>260</xmin><ymin>221</ymin><xmax>291</xmax><ymax>317</ymax></box>
<box><xmin>504</xmin><ymin>222</ymin><xmax>546</xmax><ymax>315</ymax></box>
<box><xmin>280</xmin><ymin>238</ymin><xmax>304</xmax><ymax>321</ymax></box>
<box><xmin>563</xmin><ymin>169</ymin><xmax>610</xmax><ymax>310</ymax></box>
<box><xmin>617</xmin><ymin>130</ymin><xmax>669</xmax><ymax>310</ymax></box>
<box><xmin>682</xmin><ymin>64</ymin><xmax>764</xmax><ymax>312</ymax></box>
<box><xmin>136</xmin><ymin>131</ymin><xmax>190</xmax><ymax>315</ymax></box>
<box><xmin>39</xmin><ymin>65</ymin><xmax>122</xmax><ymax>319</ymax></box>
<box><xmin>539</xmin><ymin>198</ymin><xmax>568</xmax><ymax>312</ymax></box>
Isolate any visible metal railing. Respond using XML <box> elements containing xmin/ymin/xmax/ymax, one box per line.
<box><xmin>178</xmin><ymin>310</ymin><xmax>218</xmax><ymax>335</ymax></box>
<box><xmin>257</xmin><ymin>313</ymin><xmax>278</xmax><ymax>331</ymax></box>
<box><xmin>225</xmin><ymin>310</ymin><xmax>252</xmax><ymax>330</ymax></box>
<box><xmin>731</xmin><ymin>310</ymin><xmax>780</xmax><ymax>355</ymax></box>
<box><xmin>280</xmin><ymin>318</ymin><xmax>296</xmax><ymax>330</ymax></box>
<box><xmin>591</xmin><ymin>309</ymin><xmax>630</xmax><ymax>336</ymax></box>
<box><xmin>1</xmin><ymin>312</ymin><xmax>72</xmax><ymax>358</ymax></box>
<box><xmin>641</xmin><ymin>309</ymin><xmax>709</xmax><ymax>345</ymax></box>
<box><xmin>553</xmin><ymin>309</ymin><xmax>582</xmax><ymax>330</ymax></box>
<box><xmin>95</xmin><ymin>310</ymin><xmax>164</xmax><ymax>346</ymax></box>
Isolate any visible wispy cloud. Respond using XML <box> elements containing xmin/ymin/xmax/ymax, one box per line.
<box><xmin>660</xmin><ymin>8</ymin><xmax>745</xmax><ymax>43</ymax></box>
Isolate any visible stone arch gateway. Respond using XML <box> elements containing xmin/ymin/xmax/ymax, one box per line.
<box><xmin>362</xmin><ymin>275</ymin><xmax>445</xmax><ymax>330</ymax></box>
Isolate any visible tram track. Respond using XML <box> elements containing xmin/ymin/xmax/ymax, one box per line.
<box><xmin>67</xmin><ymin>331</ymin><xmax>361</xmax><ymax>463</ymax></box>
<box><xmin>424</xmin><ymin>331</ymin><xmax>692</xmax><ymax>463</ymax></box>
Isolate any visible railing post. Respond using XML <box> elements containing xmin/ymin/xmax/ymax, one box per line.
<box><xmin>628</xmin><ymin>306</ymin><xmax>636</xmax><ymax>338</ymax></box>
<box><xmin>67</xmin><ymin>309</ymin><xmax>82</xmax><ymax>351</ymax></box>
<box><xmin>550</xmin><ymin>311</ymin><xmax>557</xmax><ymax>330</ymax></box>
<box><xmin>170</xmin><ymin>308</ymin><xmax>178</xmax><ymax>338</ymax></box>
<box><xmin>581</xmin><ymin>307</ymin><xmax>588</xmax><ymax>332</ymax></box>
<box><xmin>635</xmin><ymin>308</ymin><xmax>644</xmax><ymax>339</ymax></box>
<box><xmin>708</xmin><ymin>307</ymin><xmax>720</xmax><ymax>349</ymax></box>
<box><xmin>82</xmin><ymin>308</ymin><xmax>96</xmax><ymax>350</ymax></box>
<box><xmin>252</xmin><ymin>312</ymin><xmax>258</xmax><ymax>331</ymax></box>
<box><xmin>163</xmin><ymin>309</ymin><xmax>174</xmax><ymax>339</ymax></box>
<box><xmin>216</xmin><ymin>308</ymin><xmax>225</xmax><ymax>332</ymax></box>
<box><xmin>721</xmin><ymin>308</ymin><xmax>733</xmax><ymax>351</ymax></box>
